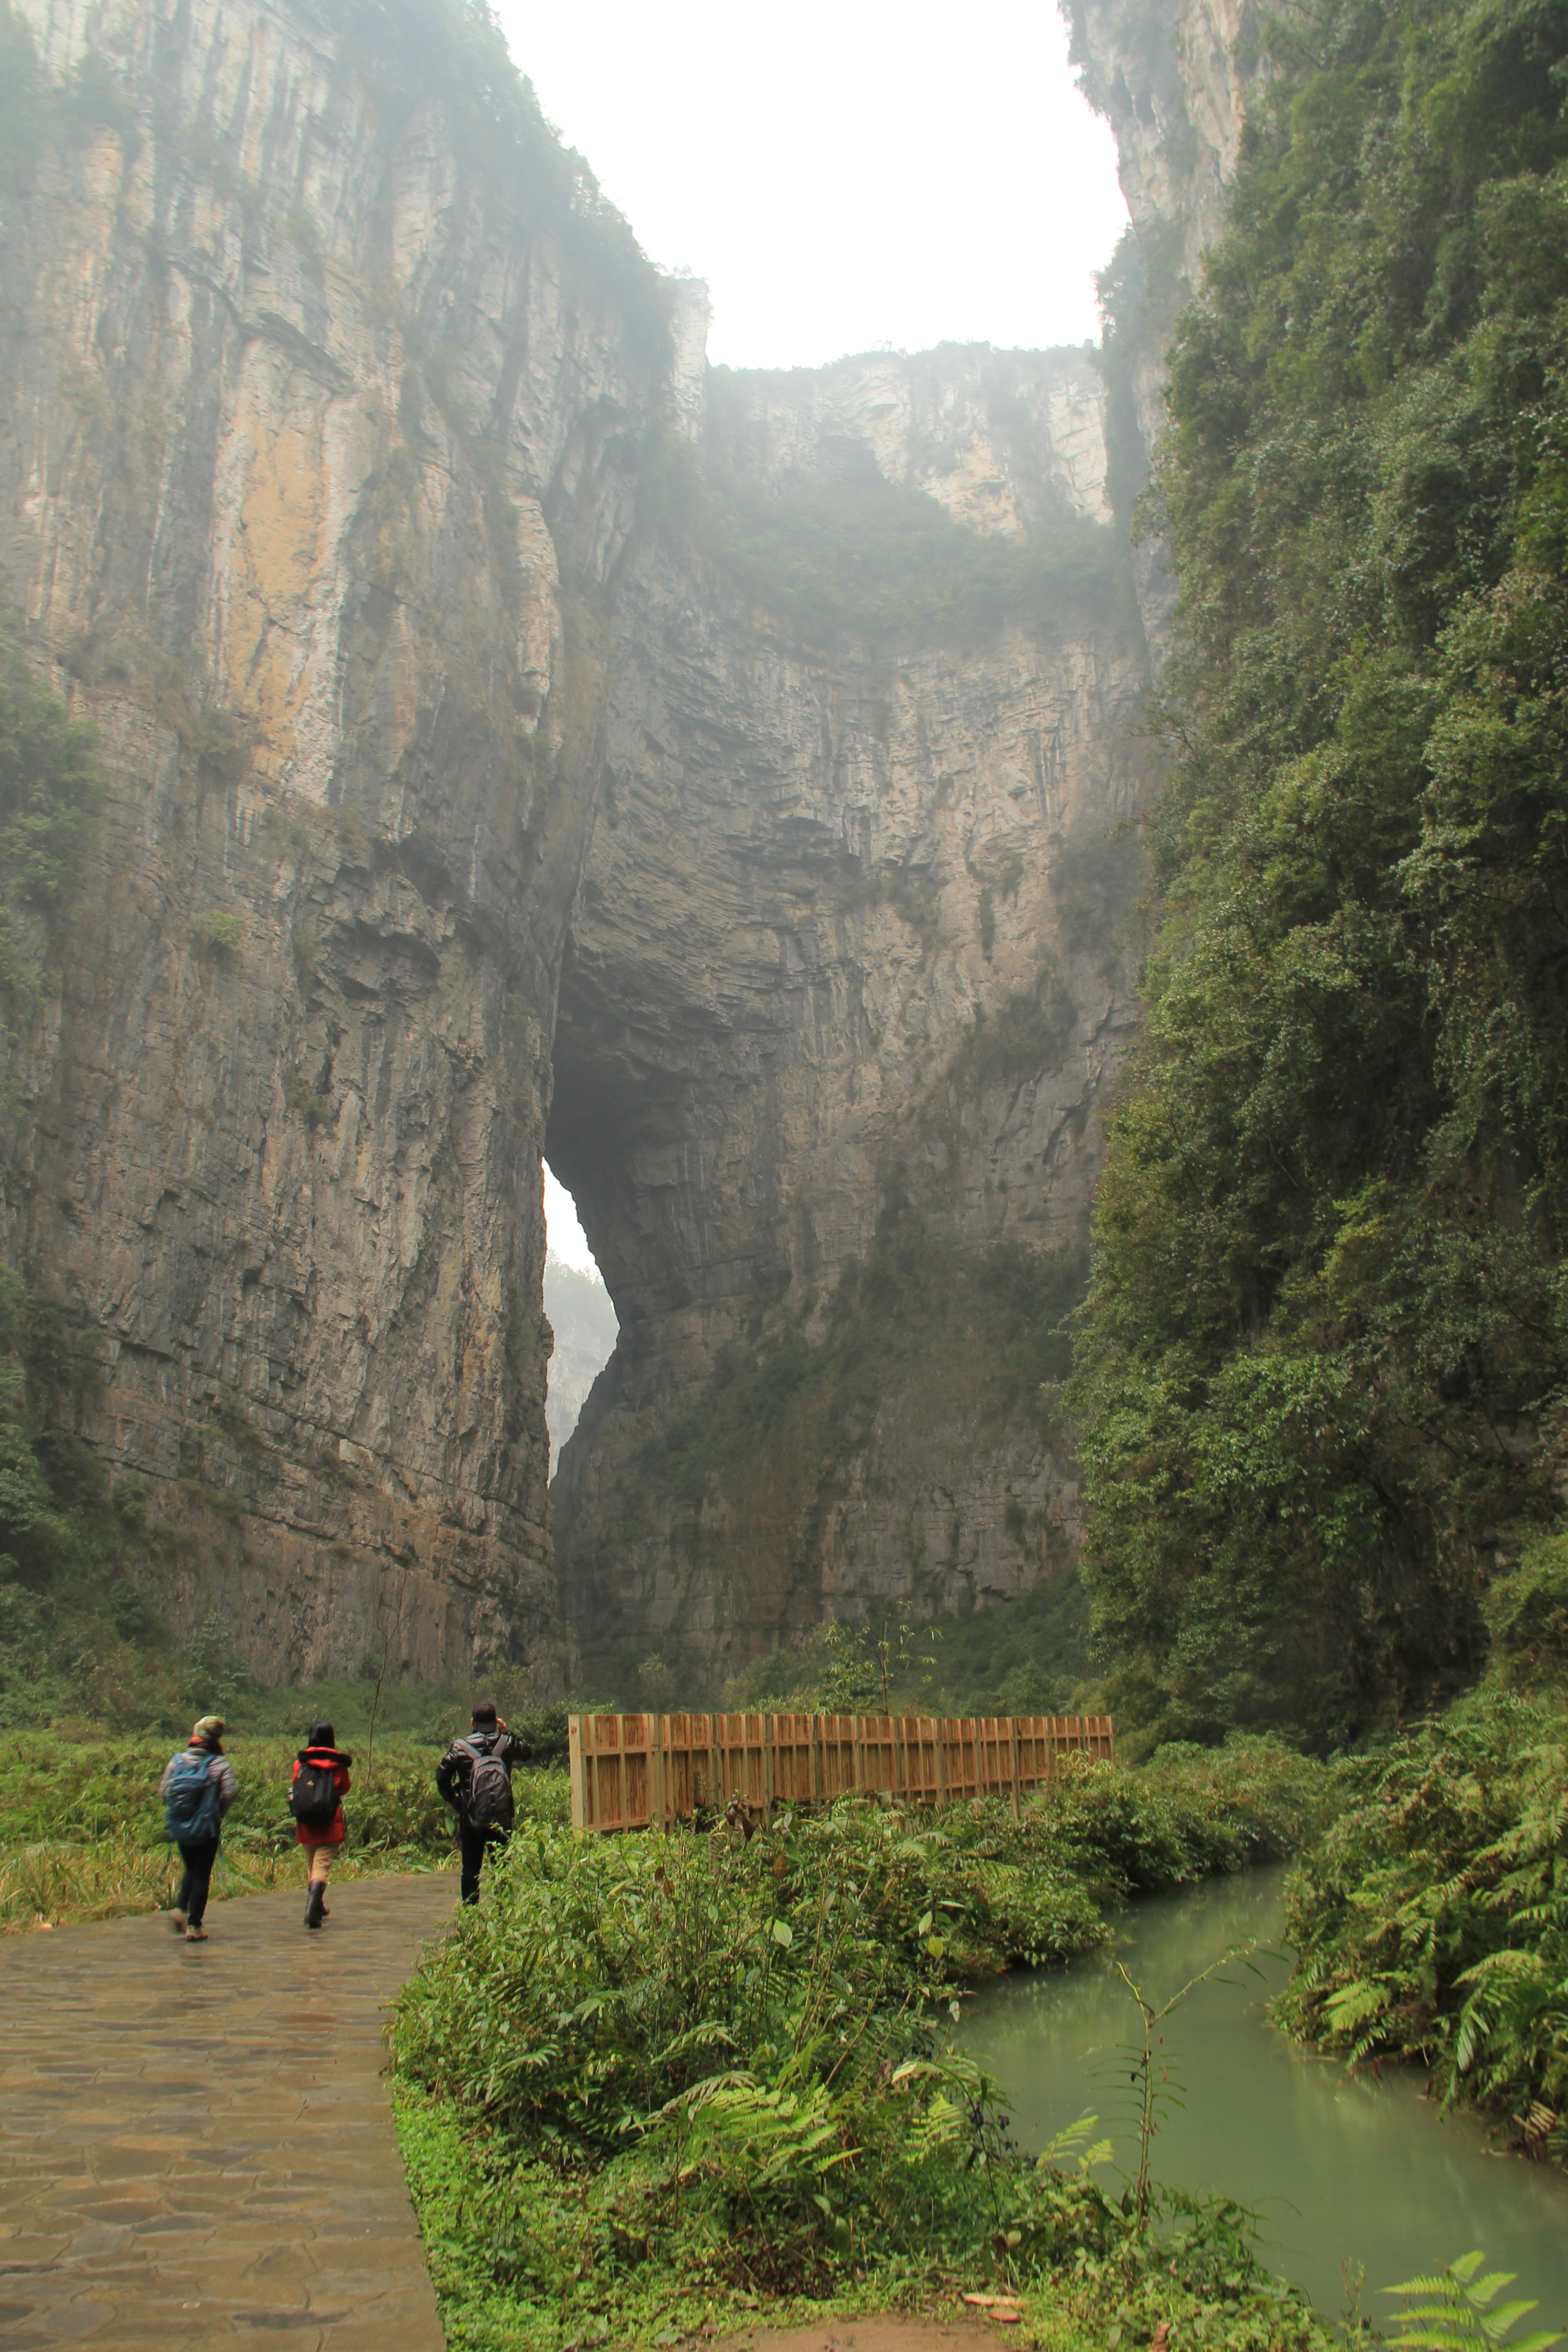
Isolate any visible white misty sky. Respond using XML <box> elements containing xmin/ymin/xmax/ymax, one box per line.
<box><xmin>490</xmin><ymin>0</ymin><xmax>1129</xmax><ymax>369</ymax></box>
<box><xmin>544</xmin><ymin>1164</ymin><xmax>598</xmax><ymax>1274</ymax></box>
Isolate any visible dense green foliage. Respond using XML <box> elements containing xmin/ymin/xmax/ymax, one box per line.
<box><xmin>391</xmin><ymin>1747</ymin><xmax>1326</xmax><ymax>2346</ymax></box>
<box><xmin>1070</xmin><ymin>0</ymin><xmax>1568</xmax><ymax>1745</ymax></box>
<box><xmin>1277</xmin><ymin>1688</ymin><xmax>1566</xmax><ymax>2159</ymax></box>
<box><xmin>690</xmin><ymin>466</ymin><xmax>1127</xmax><ymax>653</ymax></box>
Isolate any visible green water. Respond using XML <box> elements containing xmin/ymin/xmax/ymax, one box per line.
<box><xmin>961</xmin><ymin>1867</ymin><xmax>1568</xmax><ymax>2328</ymax></box>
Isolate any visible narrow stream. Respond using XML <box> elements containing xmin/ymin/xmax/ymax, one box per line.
<box><xmin>960</xmin><ymin>1867</ymin><xmax>1568</xmax><ymax>2327</ymax></box>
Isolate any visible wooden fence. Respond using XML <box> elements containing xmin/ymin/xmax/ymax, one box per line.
<box><xmin>567</xmin><ymin>1710</ymin><xmax>1115</xmax><ymax>1833</ymax></box>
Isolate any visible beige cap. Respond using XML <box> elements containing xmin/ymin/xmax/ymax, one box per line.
<box><xmin>192</xmin><ymin>1715</ymin><xmax>226</xmax><ymax>1739</ymax></box>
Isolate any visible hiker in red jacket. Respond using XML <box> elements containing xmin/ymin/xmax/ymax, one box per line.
<box><xmin>289</xmin><ymin>1720</ymin><xmax>352</xmax><ymax>1931</ymax></box>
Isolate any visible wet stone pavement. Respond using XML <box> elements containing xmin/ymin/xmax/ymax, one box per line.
<box><xmin>0</xmin><ymin>1872</ymin><xmax>458</xmax><ymax>2349</ymax></box>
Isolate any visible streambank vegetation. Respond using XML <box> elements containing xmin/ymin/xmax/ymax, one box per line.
<box><xmin>1275</xmin><ymin>1529</ymin><xmax>1568</xmax><ymax>2161</ymax></box>
<box><xmin>389</xmin><ymin>1744</ymin><xmax>1333</xmax><ymax>2351</ymax></box>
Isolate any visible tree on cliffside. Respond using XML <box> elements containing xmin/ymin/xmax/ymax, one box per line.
<box><xmin>1070</xmin><ymin>0</ymin><xmax>1568</xmax><ymax>1746</ymax></box>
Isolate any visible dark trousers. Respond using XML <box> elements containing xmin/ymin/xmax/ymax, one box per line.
<box><xmin>459</xmin><ymin>1821</ymin><xmax>509</xmax><ymax>1905</ymax></box>
<box><xmin>175</xmin><ymin>1835</ymin><xmax>220</xmax><ymax>1926</ymax></box>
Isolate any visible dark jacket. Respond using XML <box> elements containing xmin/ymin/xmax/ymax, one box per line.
<box><xmin>291</xmin><ymin>1744</ymin><xmax>353</xmax><ymax>1847</ymax></box>
<box><xmin>436</xmin><ymin>1727</ymin><xmax>524</xmax><ymax>1818</ymax></box>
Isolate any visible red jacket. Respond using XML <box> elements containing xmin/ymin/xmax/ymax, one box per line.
<box><xmin>291</xmin><ymin>1746</ymin><xmax>352</xmax><ymax>1846</ymax></box>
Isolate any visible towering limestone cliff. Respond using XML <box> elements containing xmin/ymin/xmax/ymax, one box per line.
<box><xmin>0</xmin><ymin>0</ymin><xmax>1248</xmax><ymax>1697</ymax></box>
<box><xmin>1064</xmin><ymin>0</ymin><xmax>1261</xmax><ymax>642</ymax></box>
<box><xmin>550</xmin><ymin>345</ymin><xmax>1150</xmax><ymax>1686</ymax></box>
<box><xmin>0</xmin><ymin>0</ymin><xmax>668</xmax><ymax>1685</ymax></box>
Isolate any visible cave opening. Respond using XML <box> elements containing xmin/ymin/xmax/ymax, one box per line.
<box><xmin>541</xmin><ymin>1161</ymin><xmax>618</xmax><ymax>1473</ymax></box>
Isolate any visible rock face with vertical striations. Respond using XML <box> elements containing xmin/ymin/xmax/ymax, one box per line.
<box><xmin>549</xmin><ymin>338</ymin><xmax>1153</xmax><ymax>1688</ymax></box>
<box><xmin>0</xmin><ymin>0</ymin><xmax>669</xmax><ymax>1685</ymax></box>
<box><xmin>1063</xmin><ymin>0</ymin><xmax>1266</xmax><ymax>645</ymax></box>
<box><xmin>0</xmin><ymin>0</ymin><xmax>1250</xmax><ymax>1695</ymax></box>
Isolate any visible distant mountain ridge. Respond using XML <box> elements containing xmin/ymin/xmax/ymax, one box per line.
<box><xmin>544</xmin><ymin>1254</ymin><xmax>618</xmax><ymax>1465</ymax></box>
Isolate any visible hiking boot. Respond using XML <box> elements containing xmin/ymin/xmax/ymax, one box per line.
<box><xmin>304</xmin><ymin>1879</ymin><xmax>326</xmax><ymax>1931</ymax></box>
<box><xmin>184</xmin><ymin>1925</ymin><xmax>208</xmax><ymax>1942</ymax></box>
<box><xmin>169</xmin><ymin>1908</ymin><xmax>187</xmax><ymax>1934</ymax></box>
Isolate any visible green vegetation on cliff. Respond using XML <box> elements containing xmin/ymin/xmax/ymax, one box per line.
<box><xmin>685</xmin><ymin>463</ymin><xmax>1129</xmax><ymax>653</ymax></box>
<box><xmin>1070</xmin><ymin>0</ymin><xmax>1568</xmax><ymax>1747</ymax></box>
<box><xmin>0</xmin><ymin>622</ymin><xmax>102</xmax><ymax>1008</ymax></box>
<box><xmin>641</xmin><ymin>377</ymin><xmax>1134</xmax><ymax>654</ymax></box>
<box><xmin>646</xmin><ymin>1215</ymin><xmax>1082</xmax><ymax>1514</ymax></box>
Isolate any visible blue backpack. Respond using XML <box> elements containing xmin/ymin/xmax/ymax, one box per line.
<box><xmin>164</xmin><ymin>1747</ymin><xmax>221</xmax><ymax>1843</ymax></box>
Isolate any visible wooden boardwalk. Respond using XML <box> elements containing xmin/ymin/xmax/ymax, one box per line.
<box><xmin>0</xmin><ymin>1873</ymin><xmax>454</xmax><ymax>2349</ymax></box>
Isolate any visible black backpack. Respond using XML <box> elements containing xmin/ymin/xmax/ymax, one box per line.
<box><xmin>455</xmin><ymin>1736</ymin><xmax>514</xmax><ymax>1832</ymax></box>
<box><xmin>289</xmin><ymin>1757</ymin><xmax>339</xmax><ymax>1828</ymax></box>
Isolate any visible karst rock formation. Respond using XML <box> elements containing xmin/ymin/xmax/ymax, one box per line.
<box><xmin>0</xmin><ymin>0</ymin><xmax>1243</xmax><ymax>1691</ymax></box>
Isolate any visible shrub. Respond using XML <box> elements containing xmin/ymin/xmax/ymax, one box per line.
<box><xmin>189</xmin><ymin>909</ymin><xmax>248</xmax><ymax>958</ymax></box>
<box><xmin>1277</xmin><ymin>1695</ymin><xmax>1568</xmax><ymax>2160</ymax></box>
<box><xmin>284</xmin><ymin>1068</ymin><xmax>333</xmax><ymax>1130</ymax></box>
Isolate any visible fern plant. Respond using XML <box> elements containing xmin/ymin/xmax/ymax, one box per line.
<box><xmin>1385</xmin><ymin>2251</ymin><xmax>1563</xmax><ymax>2352</ymax></box>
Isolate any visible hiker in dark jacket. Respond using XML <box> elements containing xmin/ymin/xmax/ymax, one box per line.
<box><xmin>159</xmin><ymin>1715</ymin><xmax>239</xmax><ymax>1942</ymax></box>
<box><xmin>436</xmin><ymin>1701</ymin><xmax>525</xmax><ymax>1904</ymax></box>
<box><xmin>289</xmin><ymin>1721</ymin><xmax>353</xmax><ymax>1931</ymax></box>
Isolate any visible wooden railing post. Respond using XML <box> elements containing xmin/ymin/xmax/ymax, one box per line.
<box><xmin>568</xmin><ymin>1714</ymin><xmax>585</xmax><ymax>1829</ymax></box>
<box><xmin>650</xmin><ymin>1713</ymin><xmax>666</xmax><ymax>1827</ymax></box>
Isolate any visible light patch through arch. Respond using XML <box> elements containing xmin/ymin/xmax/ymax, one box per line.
<box><xmin>543</xmin><ymin>1162</ymin><xmax>617</xmax><ymax>1467</ymax></box>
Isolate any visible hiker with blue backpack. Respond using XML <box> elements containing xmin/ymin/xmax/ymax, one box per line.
<box><xmin>160</xmin><ymin>1715</ymin><xmax>238</xmax><ymax>1941</ymax></box>
<box><xmin>289</xmin><ymin>1721</ymin><xmax>353</xmax><ymax>1931</ymax></box>
<box><xmin>436</xmin><ymin>1701</ymin><xmax>523</xmax><ymax>1904</ymax></box>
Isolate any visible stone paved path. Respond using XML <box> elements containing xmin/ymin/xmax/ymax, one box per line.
<box><xmin>0</xmin><ymin>1871</ymin><xmax>457</xmax><ymax>2350</ymax></box>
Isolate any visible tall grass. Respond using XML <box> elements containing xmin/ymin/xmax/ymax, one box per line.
<box><xmin>0</xmin><ymin>1726</ymin><xmax>568</xmax><ymax>1928</ymax></box>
